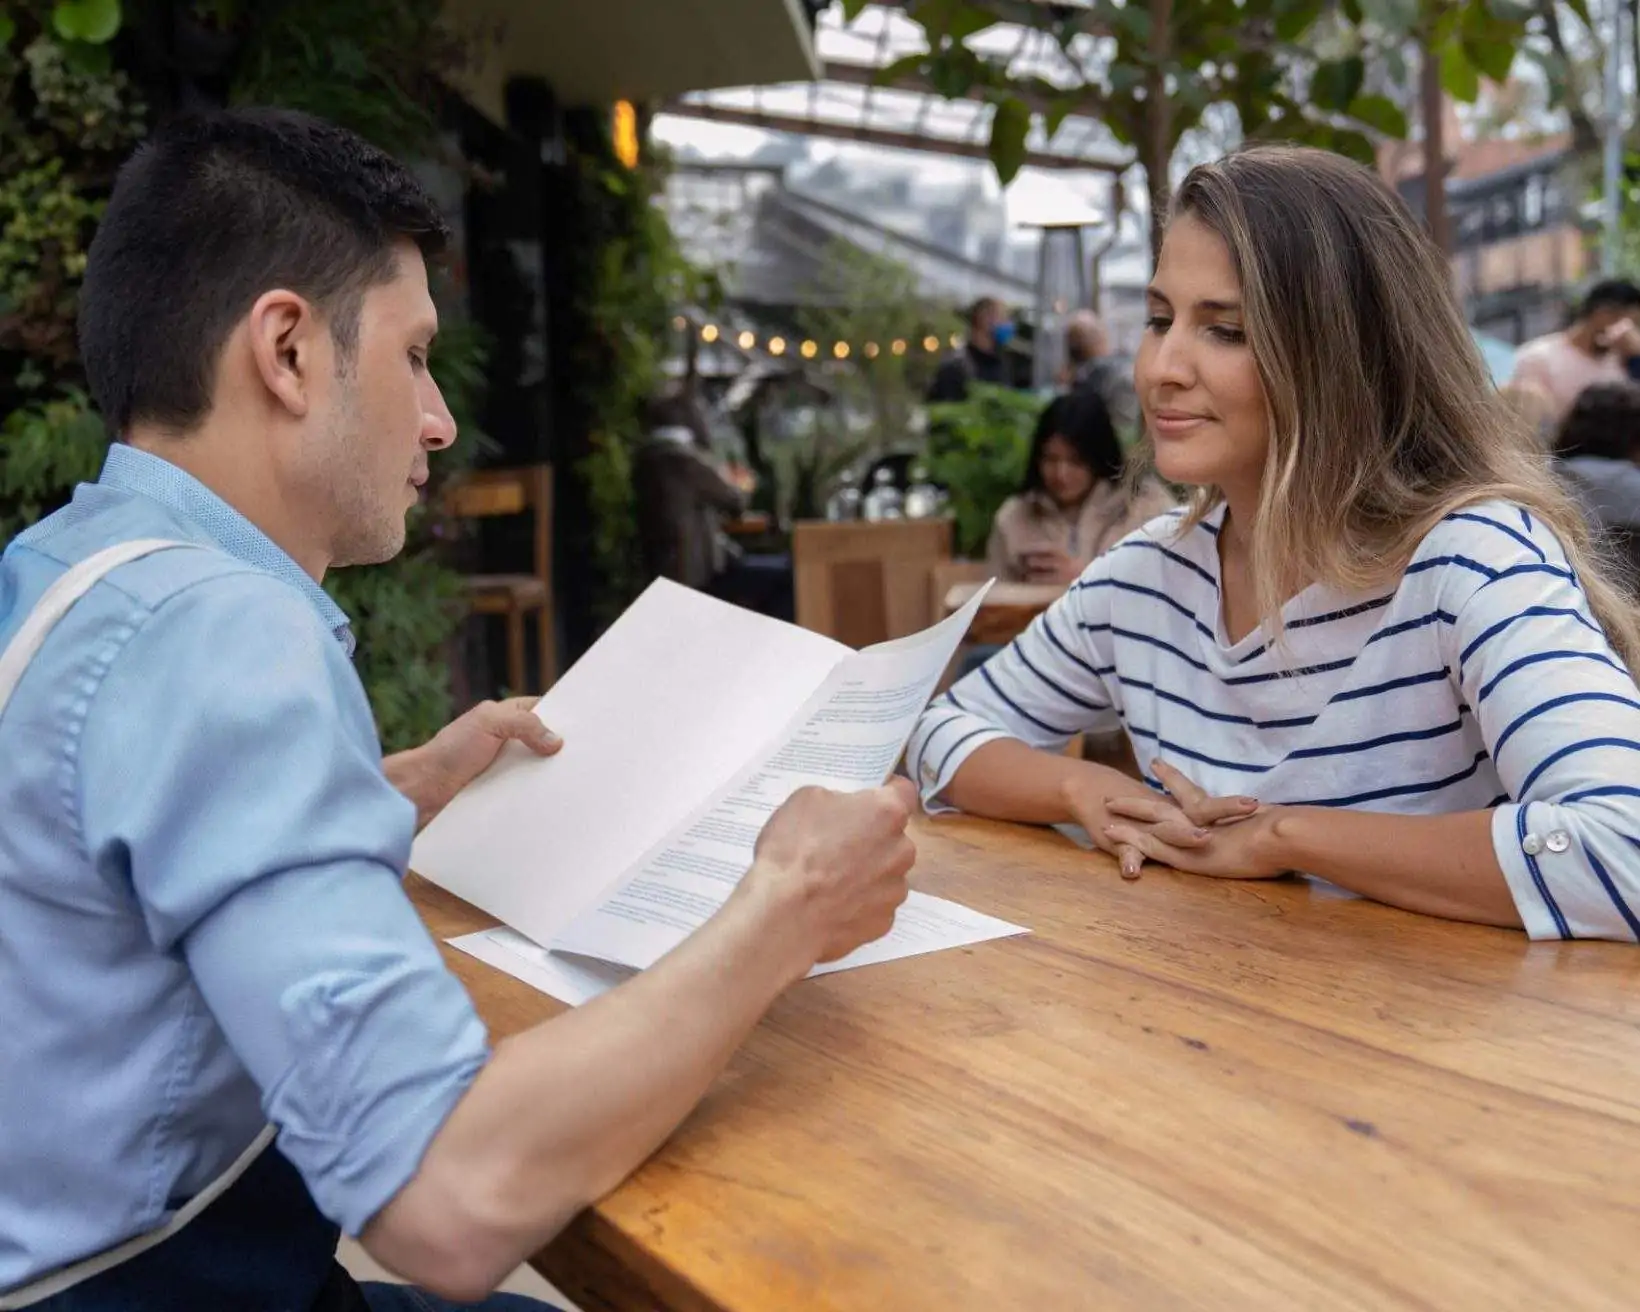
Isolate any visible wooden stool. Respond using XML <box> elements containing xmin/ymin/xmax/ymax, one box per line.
<box><xmin>443</xmin><ymin>465</ymin><xmax>557</xmax><ymax>696</ymax></box>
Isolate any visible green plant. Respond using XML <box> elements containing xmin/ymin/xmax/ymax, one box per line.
<box><xmin>855</xmin><ymin>0</ymin><xmax>1533</xmax><ymax>253</ymax></box>
<box><xmin>0</xmin><ymin>385</ymin><xmax>107</xmax><ymax>537</ymax></box>
<box><xmin>923</xmin><ymin>382</ymin><xmax>1042</xmax><ymax>558</ymax></box>
<box><xmin>572</xmin><ymin>139</ymin><xmax>701</xmax><ymax>627</ymax></box>
<box><xmin>794</xmin><ymin>240</ymin><xmax>945</xmax><ymax>455</ymax></box>
<box><xmin>0</xmin><ymin>0</ymin><xmax>499</xmax><ymax>752</ymax></box>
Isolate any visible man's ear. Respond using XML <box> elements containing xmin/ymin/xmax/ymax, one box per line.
<box><xmin>244</xmin><ymin>289</ymin><xmax>321</xmax><ymax>418</ymax></box>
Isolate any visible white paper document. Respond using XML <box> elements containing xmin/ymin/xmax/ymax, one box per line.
<box><xmin>415</xmin><ymin>578</ymin><xmax>1027</xmax><ymax>1005</ymax></box>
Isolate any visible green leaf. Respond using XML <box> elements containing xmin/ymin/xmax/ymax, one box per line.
<box><xmin>58</xmin><ymin>37</ymin><xmax>112</xmax><ymax>74</ymax></box>
<box><xmin>1274</xmin><ymin>0</ymin><xmax>1324</xmax><ymax>42</ymax></box>
<box><xmin>1464</xmin><ymin>36</ymin><xmax>1516</xmax><ymax>83</ymax></box>
<box><xmin>1439</xmin><ymin>42</ymin><xmax>1481</xmax><ymax>102</ymax></box>
<box><xmin>948</xmin><ymin>4</ymin><xmax>999</xmax><ymax>40</ymax></box>
<box><xmin>1310</xmin><ymin>55</ymin><xmax>1365</xmax><ymax>111</ymax></box>
<box><xmin>0</xmin><ymin>13</ymin><xmax>15</xmax><ymax>45</ymax></box>
<box><xmin>51</xmin><ymin>0</ymin><xmax>121</xmax><ymax>44</ymax></box>
<box><xmin>840</xmin><ymin>0</ymin><xmax>872</xmax><ymax>20</ymax></box>
<box><xmin>1346</xmin><ymin>92</ymin><xmax>1408</xmax><ymax>137</ymax></box>
<box><xmin>987</xmin><ymin>95</ymin><xmax>1031</xmax><ymax>185</ymax></box>
<box><xmin>1341</xmin><ymin>0</ymin><xmax>1364</xmax><ymax>24</ymax></box>
<box><xmin>1561</xmin><ymin>0</ymin><xmax>1592</xmax><ymax>25</ymax></box>
<box><xmin>1109</xmin><ymin>62</ymin><xmax>1145</xmax><ymax>94</ymax></box>
<box><xmin>1044</xmin><ymin>95</ymin><xmax>1077</xmax><ymax>138</ymax></box>
<box><xmin>1327</xmin><ymin>126</ymin><xmax>1376</xmax><ymax>165</ymax></box>
<box><xmin>874</xmin><ymin>52</ymin><xmax>927</xmax><ymax>88</ymax></box>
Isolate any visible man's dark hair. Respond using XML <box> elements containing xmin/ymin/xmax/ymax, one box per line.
<box><xmin>1577</xmin><ymin>279</ymin><xmax>1640</xmax><ymax>322</ymax></box>
<box><xmin>78</xmin><ymin>107</ymin><xmax>450</xmax><ymax>437</ymax></box>
<box><xmin>1555</xmin><ymin>381</ymin><xmax>1640</xmax><ymax>463</ymax></box>
<box><xmin>966</xmin><ymin>296</ymin><xmax>1002</xmax><ymax>330</ymax></box>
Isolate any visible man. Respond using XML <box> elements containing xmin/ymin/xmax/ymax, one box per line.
<box><xmin>633</xmin><ymin>390</ymin><xmax>747</xmax><ymax>593</ymax></box>
<box><xmin>926</xmin><ymin>295</ymin><xmax>1013</xmax><ymax>403</ymax></box>
<box><xmin>1509</xmin><ymin>279</ymin><xmax>1640</xmax><ymax>425</ymax></box>
<box><xmin>0</xmin><ymin>109</ymin><xmax>915</xmax><ymax>1311</ymax></box>
<box><xmin>1064</xmin><ymin>308</ymin><xmax>1139</xmax><ymax>436</ymax></box>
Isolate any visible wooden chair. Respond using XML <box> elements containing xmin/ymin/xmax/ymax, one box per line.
<box><xmin>792</xmin><ymin>518</ymin><xmax>953</xmax><ymax>648</ymax></box>
<box><xmin>442</xmin><ymin>464</ymin><xmax>557</xmax><ymax>696</ymax></box>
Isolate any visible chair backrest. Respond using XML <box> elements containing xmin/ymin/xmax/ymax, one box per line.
<box><xmin>793</xmin><ymin>517</ymin><xmax>953</xmax><ymax>648</ymax></box>
<box><xmin>442</xmin><ymin>465</ymin><xmax>552</xmax><ymax>586</ymax></box>
<box><xmin>929</xmin><ymin>558</ymin><xmax>993</xmax><ymax>621</ymax></box>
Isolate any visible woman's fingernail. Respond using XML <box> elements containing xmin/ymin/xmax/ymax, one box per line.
<box><xmin>1121</xmin><ymin>862</ymin><xmax>1141</xmax><ymax>880</ymax></box>
<box><xmin>543</xmin><ymin>731</ymin><xmax>562</xmax><ymax>747</ymax></box>
<box><xmin>1238</xmin><ymin>797</ymin><xmax>1258</xmax><ymax>808</ymax></box>
<box><xmin>1193</xmin><ymin>827</ymin><xmax>1210</xmax><ymax>839</ymax></box>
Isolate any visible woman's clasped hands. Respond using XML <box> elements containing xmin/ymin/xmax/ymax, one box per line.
<box><xmin>1068</xmin><ymin>759</ymin><xmax>1292</xmax><ymax>882</ymax></box>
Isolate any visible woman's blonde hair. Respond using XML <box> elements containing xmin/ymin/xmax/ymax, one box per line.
<box><xmin>1160</xmin><ymin>143</ymin><xmax>1640</xmax><ymax>677</ymax></box>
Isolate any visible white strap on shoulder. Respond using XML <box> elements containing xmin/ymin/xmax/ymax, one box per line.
<box><xmin>0</xmin><ymin>1125</ymin><xmax>278</xmax><ymax>1309</ymax></box>
<box><xmin>0</xmin><ymin>536</ymin><xmax>279</xmax><ymax>1309</ymax></box>
<box><xmin>0</xmin><ymin>538</ymin><xmax>194</xmax><ymax>717</ymax></box>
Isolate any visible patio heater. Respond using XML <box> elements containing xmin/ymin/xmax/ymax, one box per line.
<box><xmin>1015</xmin><ymin>189</ymin><xmax>1107</xmax><ymax>390</ymax></box>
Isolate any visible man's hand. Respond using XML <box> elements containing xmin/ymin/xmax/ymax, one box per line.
<box><xmin>386</xmin><ymin>697</ymin><xmax>562</xmax><ymax>831</ymax></box>
<box><xmin>1597</xmin><ymin>316</ymin><xmax>1640</xmax><ymax>359</ymax></box>
<box><xmin>742</xmin><ymin>780</ymin><xmax>918</xmax><ymax>966</ymax></box>
<box><xmin>1101</xmin><ymin>759</ymin><xmax>1284</xmax><ymax>880</ymax></box>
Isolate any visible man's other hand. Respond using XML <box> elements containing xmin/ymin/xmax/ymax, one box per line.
<box><xmin>387</xmin><ymin>697</ymin><xmax>562</xmax><ymax>830</ymax></box>
<box><xmin>743</xmin><ymin>780</ymin><xmax>918</xmax><ymax>966</ymax></box>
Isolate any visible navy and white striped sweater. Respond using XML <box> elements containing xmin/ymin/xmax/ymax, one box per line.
<box><xmin>909</xmin><ymin>500</ymin><xmax>1640</xmax><ymax>942</ymax></box>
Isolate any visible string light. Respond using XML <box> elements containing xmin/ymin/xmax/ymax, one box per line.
<box><xmin>891</xmin><ymin>339</ymin><xmax>907</xmax><ymax>356</ymax></box>
<box><xmin>948</xmin><ymin>332</ymin><xmax>962</xmax><ymax>348</ymax></box>
<box><xmin>672</xmin><ymin>314</ymin><xmax>687</xmax><ymax>331</ymax></box>
<box><xmin>737</xmin><ymin>330</ymin><xmax>756</xmax><ymax>350</ymax></box>
<box><xmin>700</xmin><ymin>324</ymin><xmax>719</xmax><ymax>343</ymax></box>
<box><xmin>768</xmin><ymin>336</ymin><xmax>787</xmax><ymax>356</ymax></box>
<box><xmin>923</xmin><ymin>335</ymin><xmax>940</xmax><ymax>352</ymax></box>
<box><xmin>864</xmin><ymin>342</ymin><xmax>880</xmax><ymax>359</ymax></box>
<box><xmin>800</xmin><ymin>339</ymin><xmax>819</xmax><ymax>359</ymax></box>
<box><xmin>833</xmin><ymin>341</ymin><xmax>850</xmax><ymax>359</ymax></box>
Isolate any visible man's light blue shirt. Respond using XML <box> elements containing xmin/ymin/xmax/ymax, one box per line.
<box><xmin>0</xmin><ymin>444</ymin><xmax>489</xmax><ymax>1289</ymax></box>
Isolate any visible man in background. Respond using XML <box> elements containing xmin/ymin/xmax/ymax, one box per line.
<box><xmin>927</xmin><ymin>296</ymin><xmax>1014</xmax><ymax>403</ymax></box>
<box><xmin>1510</xmin><ymin>279</ymin><xmax>1640</xmax><ymax>425</ymax></box>
<box><xmin>1064</xmin><ymin>308</ymin><xmax>1139</xmax><ymax>436</ymax></box>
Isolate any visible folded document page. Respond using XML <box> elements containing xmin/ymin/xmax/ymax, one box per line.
<box><xmin>413</xmin><ymin>578</ymin><xmax>1027</xmax><ymax>1004</ymax></box>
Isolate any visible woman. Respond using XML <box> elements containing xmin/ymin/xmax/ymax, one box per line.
<box><xmin>1553</xmin><ymin>382</ymin><xmax>1640</xmax><ymax>587</ymax></box>
<box><xmin>986</xmin><ymin>391</ymin><xmax>1175</xmax><ymax>584</ymax></box>
<box><xmin>908</xmin><ymin>144</ymin><xmax>1640</xmax><ymax>941</ymax></box>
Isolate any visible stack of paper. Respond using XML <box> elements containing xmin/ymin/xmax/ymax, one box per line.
<box><xmin>412</xmin><ymin>579</ymin><xmax>1027</xmax><ymax>1006</ymax></box>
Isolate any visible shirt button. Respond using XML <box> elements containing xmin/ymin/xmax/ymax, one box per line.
<box><xmin>1545</xmin><ymin>829</ymin><xmax>1571</xmax><ymax>854</ymax></box>
<box><xmin>1522</xmin><ymin>833</ymin><xmax>1544</xmax><ymax>856</ymax></box>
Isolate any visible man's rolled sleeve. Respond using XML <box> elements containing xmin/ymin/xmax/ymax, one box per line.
<box><xmin>76</xmin><ymin>573</ymin><xmax>490</xmax><ymax>1233</ymax></box>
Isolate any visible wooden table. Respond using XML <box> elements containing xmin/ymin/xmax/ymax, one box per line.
<box><xmin>412</xmin><ymin>816</ymin><xmax>1640</xmax><ymax>1311</ymax></box>
<box><xmin>944</xmin><ymin>580</ymin><xmax>1066</xmax><ymax>645</ymax></box>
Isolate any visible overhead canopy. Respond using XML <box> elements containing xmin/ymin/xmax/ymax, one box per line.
<box><xmin>660</xmin><ymin>2</ymin><xmax>1132</xmax><ymax>173</ymax></box>
<box><xmin>448</xmin><ymin>0</ymin><xmax>821</xmax><ymax>123</ymax></box>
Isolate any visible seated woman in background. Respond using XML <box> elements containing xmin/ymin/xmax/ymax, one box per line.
<box><xmin>987</xmin><ymin>391</ymin><xmax>1175</xmax><ymax>585</ymax></box>
<box><xmin>908</xmin><ymin>144</ymin><xmax>1640</xmax><ymax>942</ymax></box>
<box><xmin>1553</xmin><ymin>381</ymin><xmax>1640</xmax><ymax>587</ymax></box>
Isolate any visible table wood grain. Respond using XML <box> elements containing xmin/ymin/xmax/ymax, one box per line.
<box><xmin>411</xmin><ymin>815</ymin><xmax>1640</xmax><ymax>1311</ymax></box>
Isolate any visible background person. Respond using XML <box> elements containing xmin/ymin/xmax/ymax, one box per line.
<box><xmin>927</xmin><ymin>295</ymin><xmax>1014</xmax><ymax>403</ymax></box>
<box><xmin>986</xmin><ymin>390</ymin><xmax>1174</xmax><ymax>585</ymax></box>
<box><xmin>1509</xmin><ymin>279</ymin><xmax>1640</xmax><ymax>425</ymax></box>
